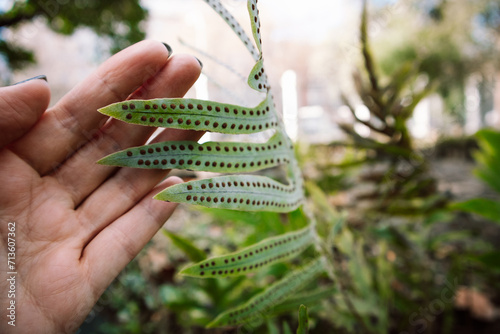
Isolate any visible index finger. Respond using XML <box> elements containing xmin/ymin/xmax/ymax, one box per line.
<box><xmin>10</xmin><ymin>40</ymin><xmax>173</xmax><ymax>175</ymax></box>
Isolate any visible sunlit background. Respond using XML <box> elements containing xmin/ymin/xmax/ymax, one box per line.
<box><xmin>5</xmin><ymin>0</ymin><xmax>495</xmax><ymax>144</ymax></box>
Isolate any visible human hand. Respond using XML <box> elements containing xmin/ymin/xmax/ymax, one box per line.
<box><xmin>0</xmin><ymin>40</ymin><xmax>202</xmax><ymax>333</ymax></box>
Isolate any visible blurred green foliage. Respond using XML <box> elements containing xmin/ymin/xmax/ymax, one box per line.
<box><xmin>451</xmin><ymin>129</ymin><xmax>500</xmax><ymax>273</ymax></box>
<box><xmin>375</xmin><ymin>0</ymin><xmax>500</xmax><ymax>122</ymax></box>
<box><xmin>0</xmin><ymin>0</ymin><xmax>147</xmax><ymax>70</ymax></box>
<box><xmin>339</xmin><ymin>0</ymin><xmax>447</xmax><ymax>219</ymax></box>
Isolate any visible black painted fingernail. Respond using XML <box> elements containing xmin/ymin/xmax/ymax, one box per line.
<box><xmin>163</xmin><ymin>43</ymin><xmax>173</xmax><ymax>56</ymax></box>
<box><xmin>195</xmin><ymin>57</ymin><xmax>203</xmax><ymax>70</ymax></box>
<box><xmin>14</xmin><ymin>75</ymin><xmax>47</xmax><ymax>85</ymax></box>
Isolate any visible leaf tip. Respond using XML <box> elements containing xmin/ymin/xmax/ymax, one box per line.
<box><xmin>97</xmin><ymin>105</ymin><xmax>113</xmax><ymax>117</ymax></box>
<box><xmin>96</xmin><ymin>155</ymin><xmax>112</xmax><ymax>165</ymax></box>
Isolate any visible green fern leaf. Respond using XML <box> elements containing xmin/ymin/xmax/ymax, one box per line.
<box><xmin>271</xmin><ymin>286</ymin><xmax>337</xmax><ymax>315</ymax></box>
<box><xmin>283</xmin><ymin>322</ymin><xmax>293</xmax><ymax>334</ymax></box>
<box><xmin>179</xmin><ymin>226</ymin><xmax>314</xmax><ymax>278</ymax></box>
<box><xmin>247</xmin><ymin>0</ymin><xmax>263</xmax><ymax>54</ymax></box>
<box><xmin>206</xmin><ymin>257</ymin><xmax>325</xmax><ymax>328</ymax></box>
<box><xmin>248</xmin><ymin>58</ymin><xmax>269</xmax><ymax>92</ymax></box>
<box><xmin>162</xmin><ymin>230</ymin><xmax>207</xmax><ymax>262</ymax></box>
<box><xmin>296</xmin><ymin>305</ymin><xmax>309</xmax><ymax>334</ymax></box>
<box><xmin>154</xmin><ymin>174</ymin><xmax>303</xmax><ymax>212</ymax></box>
<box><xmin>98</xmin><ymin>95</ymin><xmax>278</xmax><ymax>134</ymax></box>
<box><xmin>97</xmin><ymin>132</ymin><xmax>292</xmax><ymax>173</ymax></box>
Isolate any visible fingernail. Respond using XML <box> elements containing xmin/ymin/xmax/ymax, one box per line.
<box><xmin>13</xmin><ymin>75</ymin><xmax>47</xmax><ymax>85</ymax></box>
<box><xmin>195</xmin><ymin>57</ymin><xmax>203</xmax><ymax>70</ymax></box>
<box><xmin>162</xmin><ymin>43</ymin><xmax>173</xmax><ymax>56</ymax></box>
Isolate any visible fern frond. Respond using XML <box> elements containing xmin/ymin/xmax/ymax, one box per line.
<box><xmin>248</xmin><ymin>0</ymin><xmax>263</xmax><ymax>54</ymax></box>
<box><xmin>296</xmin><ymin>305</ymin><xmax>309</xmax><ymax>334</ymax></box>
<box><xmin>155</xmin><ymin>174</ymin><xmax>303</xmax><ymax>212</ymax></box>
<box><xmin>162</xmin><ymin>230</ymin><xmax>207</xmax><ymax>262</ymax></box>
<box><xmin>248</xmin><ymin>58</ymin><xmax>269</xmax><ymax>92</ymax></box>
<box><xmin>179</xmin><ymin>226</ymin><xmax>314</xmax><ymax>278</ymax></box>
<box><xmin>271</xmin><ymin>286</ymin><xmax>337</xmax><ymax>315</ymax></box>
<box><xmin>97</xmin><ymin>0</ymin><xmax>304</xmax><ymax>212</ymax></box>
<box><xmin>98</xmin><ymin>94</ymin><xmax>278</xmax><ymax>134</ymax></box>
<box><xmin>97</xmin><ymin>132</ymin><xmax>292</xmax><ymax>173</ymax></box>
<box><xmin>206</xmin><ymin>257</ymin><xmax>325</xmax><ymax>328</ymax></box>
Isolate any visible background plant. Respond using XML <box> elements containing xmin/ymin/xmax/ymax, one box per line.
<box><xmin>373</xmin><ymin>0</ymin><xmax>500</xmax><ymax>125</ymax></box>
<box><xmin>294</xmin><ymin>1</ymin><xmax>500</xmax><ymax>333</ymax></box>
<box><xmin>451</xmin><ymin>129</ymin><xmax>500</xmax><ymax>276</ymax></box>
<box><xmin>338</xmin><ymin>0</ymin><xmax>447</xmax><ymax>219</ymax></box>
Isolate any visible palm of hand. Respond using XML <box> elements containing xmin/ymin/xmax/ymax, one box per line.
<box><xmin>0</xmin><ymin>41</ymin><xmax>202</xmax><ymax>333</ymax></box>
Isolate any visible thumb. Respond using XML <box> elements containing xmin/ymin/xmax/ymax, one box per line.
<box><xmin>0</xmin><ymin>75</ymin><xmax>50</xmax><ymax>148</ymax></box>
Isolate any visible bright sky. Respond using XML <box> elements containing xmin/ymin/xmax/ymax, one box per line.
<box><xmin>0</xmin><ymin>0</ymin><xmax>394</xmax><ymax>41</ymax></box>
<box><xmin>0</xmin><ymin>0</ymin><xmax>12</xmax><ymax>12</ymax></box>
<box><xmin>143</xmin><ymin>0</ymin><xmax>360</xmax><ymax>43</ymax></box>
<box><xmin>262</xmin><ymin>0</ymin><xmax>349</xmax><ymax>42</ymax></box>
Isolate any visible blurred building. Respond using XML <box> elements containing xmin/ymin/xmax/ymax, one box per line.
<box><xmin>5</xmin><ymin>0</ymin><xmax>497</xmax><ymax>144</ymax></box>
<box><xmin>4</xmin><ymin>0</ymin><xmax>362</xmax><ymax>144</ymax></box>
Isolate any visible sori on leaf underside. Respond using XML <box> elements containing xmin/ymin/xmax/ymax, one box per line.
<box><xmin>97</xmin><ymin>0</ymin><xmax>304</xmax><ymax>213</ymax></box>
<box><xmin>97</xmin><ymin>0</ymin><xmax>326</xmax><ymax>329</ymax></box>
